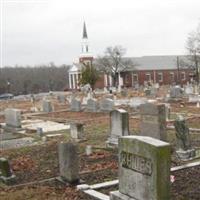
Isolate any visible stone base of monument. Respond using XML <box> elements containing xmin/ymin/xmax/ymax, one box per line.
<box><xmin>0</xmin><ymin>174</ymin><xmax>16</xmax><ymax>185</ymax></box>
<box><xmin>56</xmin><ymin>176</ymin><xmax>84</xmax><ymax>186</ymax></box>
<box><xmin>110</xmin><ymin>191</ymin><xmax>136</xmax><ymax>200</ymax></box>
<box><xmin>71</xmin><ymin>138</ymin><xmax>87</xmax><ymax>143</ymax></box>
<box><xmin>176</xmin><ymin>149</ymin><xmax>196</xmax><ymax>160</ymax></box>
<box><xmin>1</xmin><ymin>124</ymin><xmax>23</xmax><ymax>133</ymax></box>
<box><xmin>106</xmin><ymin>137</ymin><xmax>118</xmax><ymax>148</ymax></box>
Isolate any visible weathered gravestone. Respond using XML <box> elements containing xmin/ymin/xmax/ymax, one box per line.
<box><xmin>5</xmin><ymin>108</ymin><xmax>21</xmax><ymax>128</ymax></box>
<box><xmin>70</xmin><ymin>99</ymin><xmax>81</xmax><ymax>111</ymax></box>
<box><xmin>121</xmin><ymin>88</ymin><xmax>128</xmax><ymax>97</ymax></box>
<box><xmin>165</xmin><ymin>103</ymin><xmax>171</xmax><ymax>121</ymax></box>
<box><xmin>150</xmin><ymin>87</ymin><xmax>157</xmax><ymax>97</ymax></box>
<box><xmin>70</xmin><ymin>123</ymin><xmax>84</xmax><ymax>141</ymax></box>
<box><xmin>0</xmin><ymin>158</ymin><xmax>16</xmax><ymax>184</ymax></box>
<box><xmin>188</xmin><ymin>94</ymin><xmax>200</xmax><ymax>103</ymax></box>
<box><xmin>86</xmin><ymin>98</ymin><xmax>99</xmax><ymax>112</ymax></box>
<box><xmin>140</xmin><ymin>103</ymin><xmax>166</xmax><ymax>141</ymax></box>
<box><xmin>57</xmin><ymin>95</ymin><xmax>65</xmax><ymax>104</ymax></box>
<box><xmin>106</xmin><ymin>109</ymin><xmax>129</xmax><ymax>146</ymax></box>
<box><xmin>130</xmin><ymin>97</ymin><xmax>147</xmax><ymax>109</ymax></box>
<box><xmin>185</xmin><ymin>85</ymin><xmax>193</xmax><ymax>95</ymax></box>
<box><xmin>174</xmin><ymin>115</ymin><xmax>195</xmax><ymax>160</ymax></box>
<box><xmin>110</xmin><ymin>136</ymin><xmax>171</xmax><ymax>200</ymax></box>
<box><xmin>100</xmin><ymin>98</ymin><xmax>114</xmax><ymax>112</ymax></box>
<box><xmin>58</xmin><ymin>142</ymin><xmax>79</xmax><ymax>183</ymax></box>
<box><xmin>170</xmin><ymin>86</ymin><xmax>182</xmax><ymax>98</ymax></box>
<box><xmin>42</xmin><ymin>100</ymin><xmax>53</xmax><ymax>112</ymax></box>
<box><xmin>144</xmin><ymin>88</ymin><xmax>151</xmax><ymax>96</ymax></box>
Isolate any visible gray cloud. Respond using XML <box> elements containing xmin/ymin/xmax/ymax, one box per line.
<box><xmin>1</xmin><ymin>0</ymin><xmax>200</xmax><ymax>66</ymax></box>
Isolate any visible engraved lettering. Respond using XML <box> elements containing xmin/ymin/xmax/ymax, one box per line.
<box><xmin>120</xmin><ymin>151</ymin><xmax>153</xmax><ymax>176</ymax></box>
<box><xmin>142</xmin><ymin>115</ymin><xmax>158</xmax><ymax>124</ymax></box>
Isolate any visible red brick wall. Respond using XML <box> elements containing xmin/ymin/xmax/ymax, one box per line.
<box><xmin>93</xmin><ymin>69</ymin><xmax>193</xmax><ymax>89</ymax></box>
<box><xmin>121</xmin><ymin>69</ymin><xmax>193</xmax><ymax>87</ymax></box>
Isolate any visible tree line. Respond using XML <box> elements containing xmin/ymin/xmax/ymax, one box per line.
<box><xmin>0</xmin><ymin>63</ymin><xmax>70</xmax><ymax>95</ymax></box>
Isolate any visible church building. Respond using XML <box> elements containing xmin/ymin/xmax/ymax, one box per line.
<box><xmin>68</xmin><ymin>22</ymin><xmax>93</xmax><ymax>90</ymax></box>
<box><xmin>68</xmin><ymin>22</ymin><xmax>193</xmax><ymax>90</ymax></box>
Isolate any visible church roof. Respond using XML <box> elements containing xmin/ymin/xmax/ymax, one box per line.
<box><xmin>126</xmin><ymin>55</ymin><xmax>190</xmax><ymax>71</ymax></box>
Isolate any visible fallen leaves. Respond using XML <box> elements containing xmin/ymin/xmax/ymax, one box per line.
<box><xmin>11</xmin><ymin>155</ymin><xmax>36</xmax><ymax>172</ymax></box>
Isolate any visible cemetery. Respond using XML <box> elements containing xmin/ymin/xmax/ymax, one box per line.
<box><xmin>0</xmin><ymin>86</ymin><xmax>200</xmax><ymax>200</ymax></box>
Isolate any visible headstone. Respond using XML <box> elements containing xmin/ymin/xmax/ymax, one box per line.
<box><xmin>174</xmin><ymin>115</ymin><xmax>195</xmax><ymax>160</ymax></box>
<box><xmin>100</xmin><ymin>98</ymin><xmax>114</xmax><ymax>112</ymax></box>
<box><xmin>165</xmin><ymin>103</ymin><xmax>171</xmax><ymax>121</ymax></box>
<box><xmin>110</xmin><ymin>136</ymin><xmax>171</xmax><ymax>200</ymax></box>
<box><xmin>82</xmin><ymin>97</ymin><xmax>88</xmax><ymax>105</ymax></box>
<box><xmin>130</xmin><ymin>97</ymin><xmax>147</xmax><ymax>109</ymax></box>
<box><xmin>30</xmin><ymin>94</ymin><xmax>35</xmax><ymax>103</ymax></box>
<box><xmin>42</xmin><ymin>100</ymin><xmax>53</xmax><ymax>113</ymax></box>
<box><xmin>85</xmin><ymin>145</ymin><xmax>92</xmax><ymax>156</ymax></box>
<box><xmin>121</xmin><ymin>88</ymin><xmax>128</xmax><ymax>97</ymax></box>
<box><xmin>86</xmin><ymin>98</ymin><xmax>99</xmax><ymax>112</ymax></box>
<box><xmin>66</xmin><ymin>95</ymin><xmax>73</xmax><ymax>104</ymax></box>
<box><xmin>37</xmin><ymin>127</ymin><xmax>43</xmax><ymax>137</ymax></box>
<box><xmin>170</xmin><ymin>86</ymin><xmax>182</xmax><ymax>98</ymax></box>
<box><xmin>57</xmin><ymin>95</ymin><xmax>65</xmax><ymax>103</ymax></box>
<box><xmin>188</xmin><ymin>94</ymin><xmax>200</xmax><ymax>103</ymax></box>
<box><xmin>5</xmin><ymin>108</ymin><xmax>21</xmax><ymax>128</ymax></box>
<box><xmin>140</xmin><ymin>103</ymin><xmax>166</xmax><ymax>141</ymax></box>
<box><xmin>144</xmin><ymin>88</ymin><xmax>151</xmax><ymax>96</ymax></box>
<box><xmin>106</xmin><ymin>109</ymin><xmax>129</xmax><ymax>146</ymax></box>
<box><xmin>185</xmin><ymin>85</ymin><xmax>193</xmax><ymax>95</ymax></box>
<box><xmin>70</xmin><ymin>123</ymin><xmax>84</xmax><ymax>140</ymax></box>
<box><xmin>58</xmin><ymin>142</ymin><xmax>79</xmax><ymax>183</ymax></box>
<box><xmin>70</xmin><ymin>98</ymin><xmax>81</xmax><ymax>111</ymax></box>
<box><xmin>0</xmin><ymin>158</ymin><xmax>16</xmax><ymax>184</ymax></box>
<box><xmin>194</xmin><ymin>84</ymin><xmax>199</xmax><ymax>94</ymax></box>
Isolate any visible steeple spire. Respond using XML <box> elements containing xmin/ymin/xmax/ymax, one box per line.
<box><xmin>83</xmin><ymin>21</ymin><xmax>88</xmax><ymax>39</ymax></box>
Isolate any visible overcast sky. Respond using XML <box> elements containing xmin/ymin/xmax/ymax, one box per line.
<box><xmin>0</xmin><ymin>0</ymin><xmax>200</xmax><ymax>67</ymax></box>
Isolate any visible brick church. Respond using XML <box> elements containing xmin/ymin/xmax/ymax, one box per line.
<box><xmin>68</xmin><ymin>22</ymin><xmax>193</xmax><ymax>90</ymax></box>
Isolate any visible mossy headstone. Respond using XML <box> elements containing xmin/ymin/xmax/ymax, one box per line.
<box><xmin>174</xmin><ymin>115</ymin><xmax>195</xmax><ymax>160</ymax></box>
<box><xmin>58</xmin><ymin>142</ymin><xmax>79</xmax><ymax>184</ymax></box>
<box><xmin>110</xmin><ymin>136</ymin><xmax>171</xmax><ymax>200</ymax></box>
<box><xmin>0</xmin><ymin>158</ymin><xmax>16</xmax><ymax>185</ymax></box>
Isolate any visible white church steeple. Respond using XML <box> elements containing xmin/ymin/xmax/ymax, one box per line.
<box><xmin>79</xmin><ymin>21</ymin><xmax>93</xmax><ymax>64</ymax></box>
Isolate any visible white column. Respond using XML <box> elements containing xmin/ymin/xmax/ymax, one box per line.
<box><xmin>69</xmin><ymin>73</ymin><xmax>72</xmax><ymax>89</ymax></box>
<box><xmin>72</xmin><ymin>74</ymin><xmax>75</xmax><ymax>89</ymax></box>
<box><xmin>104</xmin><ymin>74</ymin><xmax>108</xmax><ymax>87</ymax></box>
<box><xmin>118</xmin><ymin>72</ymin><xmax>122</xmax><ymax>92</ymax></box>
<box><xmin>118</xmin><ymin>72</ymin><xmax>123</xmax><ymax>87</ymax></box>
<box><xmin>109</xmin><ymin>75</ymin><xmax>112</xmax><ymax>87</ymax></box>
<box><xmin>76</xmin><ymin>73</ymin><xmax>79</xmax><ymax>89</ymax></box>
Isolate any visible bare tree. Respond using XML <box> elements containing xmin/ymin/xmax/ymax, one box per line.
<box><xmin>0</xmin><ymin>64</ymin><xmax>70</xmax><ymax>95</ymax></box>
<box><xmin>96</xmin><ymin>46</ymin><xmax>136</xmax><ymax>87</ymax></box>
<box><xmin>184</xmin><ymin>23</ymin><xmax>200</xmax><ymax>83</ymax></box>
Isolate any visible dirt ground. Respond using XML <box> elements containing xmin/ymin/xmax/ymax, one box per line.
<box><xmin>1</xmin><ymin>95</ymin><xmax>200</xmax><ymax>199</ymax></box>
<box><xmin>1</xmin><ymin>140</ymin><xmax>200</xmax><ymax>200</ymax></box>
